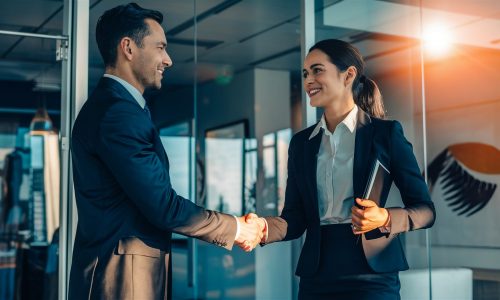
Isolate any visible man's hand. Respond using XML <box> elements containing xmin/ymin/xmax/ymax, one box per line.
<box><xmin>351</xmin><ymin>198</ymin><xmax>389</xmax><ymax>235</ymax></box>
<box><xmin>245</xmin><ymin>213</ymin><xmax>267</xmax><ymax>244</ymax></box>
<box><xmin>235</xmin><ymin>213</ymin><xmax>264</xmax><ymax>252</ymax></box>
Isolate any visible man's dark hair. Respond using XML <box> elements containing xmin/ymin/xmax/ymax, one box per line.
<box><xmin>96</xmin><ymin>2</ymin><xmax>163</xmax><ymax>67</ymax></box>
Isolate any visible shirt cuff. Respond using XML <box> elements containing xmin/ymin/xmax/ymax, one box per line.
<box><xmin>233</xmin><ymin>216</ymin><xmax>241</xmax><ymax>241</ymax></box>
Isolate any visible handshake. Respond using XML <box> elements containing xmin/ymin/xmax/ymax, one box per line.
<box><xmin>234</xmin><ymin>213</ymin><xmax>268</xmax><ymax>252</ymax></box>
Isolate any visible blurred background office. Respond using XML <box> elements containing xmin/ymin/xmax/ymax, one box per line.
<box><xmin>0</xmin><ymin>0</ymin><xmax>499</xmax><ymax>299</ymax></box>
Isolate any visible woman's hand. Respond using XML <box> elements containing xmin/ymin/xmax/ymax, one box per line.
<box><xmin>351</xmin><ymin>198</ymin><xmax>389</xmax><ymax>234</ymax></box>
<box><xmin>235</xmin><ymin>214</ymin><xmax>264</xmax><ymax>252</ymax></box>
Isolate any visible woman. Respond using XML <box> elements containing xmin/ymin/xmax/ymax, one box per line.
<box><xmin>252</xmin><ymin>39</ymin><xmax>435</xmax><ymax>299</ymax></box>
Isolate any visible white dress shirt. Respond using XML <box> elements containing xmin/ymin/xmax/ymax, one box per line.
<box><xmin>309</xmin><ymin>106</ymin><xmax>358</xmax><ymax>225</ymax></box>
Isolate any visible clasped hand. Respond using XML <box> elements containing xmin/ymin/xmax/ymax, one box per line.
<box><xmin>351</xmin><ymin>198</ymin><xmax>389</xmax><ymax>234</ymax></box>
<box><xmin>235</xmin><ymin>213</ymin><xmax>267</xmax><ymax>252</ymax></box>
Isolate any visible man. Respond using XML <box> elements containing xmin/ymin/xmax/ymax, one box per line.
<box><xmin>69</xmin><ymin>3</ymin><xmax>262</xmax><ymax>299</ymax></box>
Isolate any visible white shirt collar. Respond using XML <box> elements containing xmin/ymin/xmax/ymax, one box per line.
<box><xmin>103</xmin><ymin>74</ymin><xmax>147</xmax><ymax>109</ymax></box>
<box><xmin>309</xmin><ymin>105</ymin><xmax>358</xmax><ymax>140</ymax></box>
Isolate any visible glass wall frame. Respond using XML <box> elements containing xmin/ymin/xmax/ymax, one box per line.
<box><xmin>421</xmin><ymin>2</ymin><xmax>500</xmax><ymax>300</ymax></box>
<box><xmin>0</xmin><ymin>0</ymin><xmax>84</xmax><ymax>298</ymax></box>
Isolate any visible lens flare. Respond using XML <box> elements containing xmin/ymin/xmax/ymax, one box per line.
<box><xmin>423</xmin><ymin>24</ymin><xmax>453</xmax><ymax>56</ymax></box>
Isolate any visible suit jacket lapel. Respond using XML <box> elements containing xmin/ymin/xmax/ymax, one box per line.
<box><xmin>353</xmin><ymin>110</ymin><xmax>374</xmax><ymax>198</ymax></box>
<box><xmin>304</xmin><ymin>127</ymin><xmax>323</xmax><ymax>218</ymax></box>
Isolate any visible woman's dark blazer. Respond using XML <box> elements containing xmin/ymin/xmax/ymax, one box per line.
<box><xmin>264</xmin><ymin>109</ymin><xmax>436</xmax><ymax>277</ymax></box>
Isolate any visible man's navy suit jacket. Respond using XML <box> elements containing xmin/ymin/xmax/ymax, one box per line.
<box><xmin>69</xmin><ymin>77</ymin><xmax>236</xmax><ymax>299</ymax></box>
<box><xmin>264</xmin><ymin>109</ymin><xmax>436</xmax><ymax>276</ymax></box>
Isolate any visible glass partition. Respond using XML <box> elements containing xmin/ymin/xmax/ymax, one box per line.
<box><xmin>205</xmin><ymin>121</ymin><xmax>247</xmax><ymax>216</ymax></box>
<box><xmin>0</xmin><ymin>20</ymin><xmax>63</xmax><ymax>300</ymax></box>
<box><xmin>422</xmin><ymin>1</ymin><xmax>500</xmax><ymax>299</ymax></box>
<box><xmin>191</xmin><ymin>1</ymin><xmax>301</xmax><ymax>299</ymax></box>
<box><xmin>159</xmin><ymin>121</ymin><xmax>195</xmax><ymax>205</ymax></box>
<box><xmin>262</xmin><ymin>128</ymin><xmax>292</xmax><ymax>215</ymax></box>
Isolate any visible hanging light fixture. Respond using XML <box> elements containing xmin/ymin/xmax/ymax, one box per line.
<box><xmin>29</xmin><ymin>104</ymin><xmax>53</xmax><ymax>133</ymax></box>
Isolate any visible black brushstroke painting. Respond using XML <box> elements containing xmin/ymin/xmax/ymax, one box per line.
<box><xmin>427</xmin><ymin>148</ymin><xmax>497</xmax><ymax>217</ymax></box>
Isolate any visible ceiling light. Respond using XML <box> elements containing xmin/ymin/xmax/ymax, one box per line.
<box><xmin>423</xmin><ymin>24</ymin><xmax>453</xmax><ymax>57</ymax></box>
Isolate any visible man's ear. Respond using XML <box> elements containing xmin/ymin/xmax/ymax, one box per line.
<box><xmin>344</xmin><ymin>66</ymin><xmax>358</xmax><ymax>86</ymax></box>
<box><xmin>119</xmin><ymin>37</ymin><xmax>133</xmax><ymax>60</ymax></box>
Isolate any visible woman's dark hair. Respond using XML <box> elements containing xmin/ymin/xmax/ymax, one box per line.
<box><xmin>96</xmin><ymin>3</ymin><xmax>163</xmax><ymax>67</ymax></box>
<box><xmin>309</xmin><ymin>39</ymin><xmax>385</xmax><ymax>118</ymax></box>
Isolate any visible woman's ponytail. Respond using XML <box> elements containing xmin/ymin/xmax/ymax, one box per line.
<box><xmin>354</xmin><ymin>74</ymin><xmax>385</xmax><ymax>119</ymax></box>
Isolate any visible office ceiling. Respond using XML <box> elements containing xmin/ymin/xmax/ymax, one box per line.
<box><xmin>0</xmin><ymin>0</ymin><xmax>499</xmax><ymax>110</ymax></box>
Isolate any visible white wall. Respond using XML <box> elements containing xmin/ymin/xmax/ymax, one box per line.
<box><xmin>254</xmin><ymin>69</ymin><xmax>291</xmax><ymax>139</ymax></box>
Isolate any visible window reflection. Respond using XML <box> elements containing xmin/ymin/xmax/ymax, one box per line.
<box><xmin>159</xmin><ymin>122</ymin><xmax>194</xmax><ymax>200</ymax></box>
<box><xmin>205</xmin><ymin>122</ymin><xmax>247</xmax><ymax>216</ymax></box>
<box><xmin>244</xmin><ymin>139</ymin><xmax>257</xmax><ymax>214</ymax></box>
<box><xmin>262</xmin><ymin>128</ymin><xmax>292</xmax><ymax>215</ymax></box>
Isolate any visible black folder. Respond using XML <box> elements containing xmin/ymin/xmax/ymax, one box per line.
<box><xmin>362</xmin><ymin>159</ymin><xmax>391</xmax><ymax>205</ymax></box>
